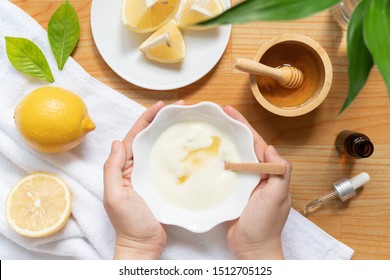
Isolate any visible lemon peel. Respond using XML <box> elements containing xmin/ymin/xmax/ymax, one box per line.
<box><xmin>14</xmin><ymin>86</ymin><xmax>95</xmax><ymax>153</ymax></box>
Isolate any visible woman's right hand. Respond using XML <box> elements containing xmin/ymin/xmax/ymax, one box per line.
<box><xmin>223</xmin><ymin>105</ymin><xmax>292</xmax><ymax>260</ymax></box>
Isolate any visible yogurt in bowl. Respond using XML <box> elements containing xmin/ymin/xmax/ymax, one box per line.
<box><xmin>132</xmin><ymin>102</ymin><xmax>260</xmax><ymax>233</ymax></box>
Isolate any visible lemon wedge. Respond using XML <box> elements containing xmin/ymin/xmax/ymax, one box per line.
<box><xmin>5</xmin><ymin>173</ymin><xmax>72</xmax><ymax>238</ymax></box>
<box><xmin>121</xmin><ymin>0</ymin><xmax>180</xmax><ymax>33</ymax></box>
<box><xmin>176</xmin><ymin>0</ymin><xmax>224</xmax><ymax>30</ymax></box>
<box><xmin>139</xmin><ymin>19</ymin><xmax>185</xmax><ymax>63</ymax></box>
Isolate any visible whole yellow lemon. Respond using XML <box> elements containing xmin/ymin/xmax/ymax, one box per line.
<box><xmin>14</xmin><ymin>86</ymin><xmax>96</xmax><ymax>153</ymax></box>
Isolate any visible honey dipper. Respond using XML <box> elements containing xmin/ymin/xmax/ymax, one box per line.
<box><xmin>234</xmin><ymin>58</ymin><xmax>304</xmax><ymax>89</ymax></box>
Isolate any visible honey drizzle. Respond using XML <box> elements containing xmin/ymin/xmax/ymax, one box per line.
<box><xmin>177</xmin><ymin>136</ymin><xmax>221</xmax><ymax>184</ymax></box>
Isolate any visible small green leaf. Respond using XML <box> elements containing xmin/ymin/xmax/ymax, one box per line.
<box><xmin>363</xmin><ymin>0</ymin><xmax>390</xmax><ymax>97</ymax></box>
<box><xmin>5</xmin><ymin>37</ymin><xmax>54</xmax><ymax>83</ymax></box>
<box><xmin>48</xmin><ymin>0</ymin><xmax>80</xmax><ymax>70</ymax></box>
<box><xmin>200</xmin><ymin>0</ymin><xmax>340</xmax><ymax>25</ymax></box>
<box><xmin>339</xmin><ymin>0</ymin><xmax>373</xmax><ymax>115</ymax></box>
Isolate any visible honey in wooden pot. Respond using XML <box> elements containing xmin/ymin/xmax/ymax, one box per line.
<box><xmin>257</xmin><ymin>42</ymin><xmax>324</xmax><ymax>108</ymax></box>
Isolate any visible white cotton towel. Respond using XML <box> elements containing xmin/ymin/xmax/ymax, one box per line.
<box><xmin>0</xmin><ymin>0</ymin><xmax>354</xmax><ymax>260</ymax></box>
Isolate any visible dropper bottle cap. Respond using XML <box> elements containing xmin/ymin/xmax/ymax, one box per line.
<box><xmin>333</xmin><ymin>172</ymin><xmax>370</xmax><ymax>201</ymax></box>
<box><xmin>302</xmin><ymin>172</ymin><xmax>370</xmax><ymax>215</ymax></box>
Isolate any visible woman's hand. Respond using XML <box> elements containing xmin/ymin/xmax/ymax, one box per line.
<box><xmin>223</xmin><ymin>105</ymin><xmax>292</xmax><ymax>260</ymax></box>
<box><xmin>103</xmin><ymin>101</ymin><xmax>291</xmax><ymax>260</ymax></box>
<box><xmin>103</xmin><ymin>101</ymin><xmax>171</xmax><ymax>259</ymax></box>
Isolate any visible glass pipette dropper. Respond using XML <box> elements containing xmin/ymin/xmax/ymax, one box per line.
<box><xmin>302</xmin><ymin>172</ymin><xmax>370</xmax><ymax>215</ymax></box>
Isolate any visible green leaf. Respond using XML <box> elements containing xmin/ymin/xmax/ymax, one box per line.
<box><xmin>200</xmin><ymin>0</ymin><xmax>340</xmax><ymax>25</ymax></box>
<box><xmin>48</xmin><ymin>0</ymin><xmax>80</xmax><ymax>70</ymax></box>
<box><xmin>339</xmin><ymin>0</ymin><xmax>373</xmax><ymax>115</ymax></box>
<box><xmin>5</xmin><ymin>37</ymin><xmax>54</xmax><ymax>83</ymax></box>
<box><xmin>363</xmin><ymin>0</ymin><xmax>390</xmax><ymax>96</ymax></box>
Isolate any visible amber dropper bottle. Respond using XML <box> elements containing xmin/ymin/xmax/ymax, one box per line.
<box><xmin>335</xmin><ymin>130</ymin><xmax>374</xmax><ymax>158</ymax></box>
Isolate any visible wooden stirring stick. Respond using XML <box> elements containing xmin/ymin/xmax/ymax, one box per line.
<box><xmin>224</xmin><ymin>162</ymin><xmax>286</xmax><ymax>175</ymax></box>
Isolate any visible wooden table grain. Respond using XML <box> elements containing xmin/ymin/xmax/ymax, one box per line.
<box><xmin>12</xmin><ymin>0</ymin><xmax>390</xmax><ymax>259</ymax></box>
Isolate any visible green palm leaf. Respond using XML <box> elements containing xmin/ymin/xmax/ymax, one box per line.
<box><xmin>363</xmin><ymin>0</ymin><xmax>390</xmax><ymax>96</ymax></box>
<box><xmin>200</xmin><ymin>0</ymin><xmax>340</xmax><ymax>25</ymax></box>
<box><xmin>339</xmin><ymin>0</ymin><xmax>373</xmax><ymax>115</ymax></box>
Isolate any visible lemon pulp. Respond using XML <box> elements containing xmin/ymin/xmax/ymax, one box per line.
<box><xmin>121</xmin><ymin>0</ymin><xmax>180</xmax><ymax>33</ymax></box>
<box><xmin>177</xmin><ymin>0</ymin><xmax>224</xmax><ymax>30</ymax></box>
<box><xmin>5</xmin><ymin>173</ymin><xmax>72</xmax><ymax>238</ymax></box>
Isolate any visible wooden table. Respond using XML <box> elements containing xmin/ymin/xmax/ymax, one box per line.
<box><xmin>13</xmin><ymin>0</ymin><xmax>390</xmax><ymax>259</ymax></box>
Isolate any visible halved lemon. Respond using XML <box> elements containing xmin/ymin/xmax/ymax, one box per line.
<box><xmin>121</xmin><ymin>0</ymin><xmax>181</xmax><ymax>33</ymax></box>
<box><xmin>139</xmin><ymin>19</ymin><xmax>185</xmax><ymax>63</ymax></box>
<box><xmin>176</xmin><ymin>0</ymin><xmax>224</xmax><ymax>30</ymax></box>
<box><xmin>5</xmin><ymin>173</ymin><xmax>72</xmax><ymax>238</ymax></box>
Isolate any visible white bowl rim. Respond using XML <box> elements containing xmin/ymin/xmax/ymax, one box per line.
<box><xmin>131</xmin><ymin>102</ymin><xmax>261</xmax><ymax>232</ymax></box>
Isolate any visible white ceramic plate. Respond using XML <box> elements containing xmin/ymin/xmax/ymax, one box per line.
<box><xmin>132</xmin><ymin>102</ymin><xmax>261</xmax><ymax>233</ymax></box>
<box><xmin>90</xmin><ymin>0</ymin><xmax>232</xmax><ymax>90</ymax></box>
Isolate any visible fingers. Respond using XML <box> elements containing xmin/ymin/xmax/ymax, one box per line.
<box><xmin>223</xmin><ymin>105</ymin><xmax>268</xmax><ymax>162</ymax></box>
<box><xmin>123</xmin><ymin>159</ymin><xmax>134</xmax><ymax>180</ymax></box>
<box><xmin>263</xmin><ymin>145</ymin><xmax>292</xmax><ymax>200</ymax></box>
<box><xmin>103</xmin><ymin>141</ymin><xmax>127</xmax><ymax>202</ymax></box>
<box><xmin>175</xmin><ymin>99</ymin><xmax>185</xmax><ymax>105</ymax></box>
<box><xmin>123</xmin><ymin>101</ymin><xmax>166</xmax><ymax>159</ymax></box>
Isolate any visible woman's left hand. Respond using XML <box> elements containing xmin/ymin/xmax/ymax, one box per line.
<box><xmin>103</xmin><ymin>101</ymin><xmax>172</xmax><ymax>259</ymax></box>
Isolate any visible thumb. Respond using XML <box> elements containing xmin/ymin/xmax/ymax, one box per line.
<box><xmin>104</xmin><ymin>141</ymin><xmax>126</xmax><ymax>198</ymax></box>
<box><xmin>263</xmin><ymin>145</ymin><xmax>292</xmax><ymax>198</ymax></box>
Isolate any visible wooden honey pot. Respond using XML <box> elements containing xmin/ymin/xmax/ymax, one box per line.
<box><xmin>247</xmin><ymin>34</ymin><xmax>333</xmax><ymax>117</ymax></box>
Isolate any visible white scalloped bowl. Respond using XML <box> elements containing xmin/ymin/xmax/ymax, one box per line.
<box><xmin>132</xmin><ymin>102</ymin><xmax>260</xmax><ymax>233</ymax></box>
